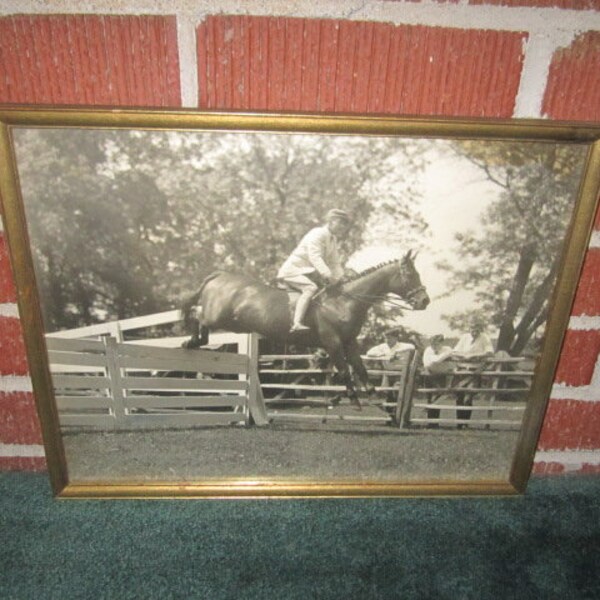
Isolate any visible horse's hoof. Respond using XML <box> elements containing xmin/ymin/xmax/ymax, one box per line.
<box><xmin>350</xmin><ymin>396</ymin><xmax>362</xmax><ymax>411</ymax></box>
<box><xmin>181</xmin><ymin>338</ymin><xmax>201</xmax><ymax>349</ymax></box>
<box><xmin>330</xmin><ymin>395</ymin><xmax>342</xmax><ymax>407</ymax></box>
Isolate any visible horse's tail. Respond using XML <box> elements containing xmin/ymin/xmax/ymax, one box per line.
<box><xmin>180</xmin><ymin>271</ymin><xmax>221</xmax><ymax>332</ymax></box>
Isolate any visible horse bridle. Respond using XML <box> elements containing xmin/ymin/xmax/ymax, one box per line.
<box><xmin>321</xmin><ymin>284</ymin><xmax>427</xmax><ymax>311</ymax></box>
<box><xmin>404</xmin><ymin>285</ymin><xmax>428</xmax><ymax>306</ymax></box>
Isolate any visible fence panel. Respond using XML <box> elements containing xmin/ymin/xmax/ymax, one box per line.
<box><xmin>258</xmin><ymin>352</ymin><xmax>415</xmax><ymax>425</ymax></box>
<box><xmin>407</xmin><ymin>356</ymin><xmax>533</xmax><ymax>429</ymax></box>
<box><xmin>46</xmin><ymin>335</ymin><xmax>254</xmax><ymax>429</ymax></box>
<box><xmin>48</xmin><ymin>337</ymin><xmax>114</xmax><ymax>429</ymax></box>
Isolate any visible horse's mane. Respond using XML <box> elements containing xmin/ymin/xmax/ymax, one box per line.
<box><xmin>341</xmin><ymin>258</ymin><xmax>401</xmax><ymax>285</ymax></box>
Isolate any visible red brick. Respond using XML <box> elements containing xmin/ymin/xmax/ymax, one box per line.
<box><xmin>0</xmin><ymin>235</ymin><xmax>17</xmax><ymax>304</ymax></box>
<box><xmin>554</xmin><ymin>329</ymin><xmax>600</xmax><ymax>386</ymax></box>
<box><xmin>531</xmin><ymin>461</ymin><xmax>566</xmax><ymax>475</ymax></box>
<box><xmin>0</xmin><ymin>392</ymin><xmax>42</xmax><ymax>445</ymax></box>
<box><xmin>542</xmin><ymin>31</ymin><xmax>600</xmax><ymax>121</ymax></box>
<box><xmin>532</xmin><ymin>461</ymin><xmax>600</xmax><ymax>475</ymax></box>
<box><xmin>538</xmin><ymin>399</ymin><xmax>600</xmax><ymax>450</ymax></box>
<box><xmin>580</xmin><ymin>463</ymin><xmax>600</xmax><ymax>473</ymax></box>
<box><xmin>469</xmin><ymin>0</ymin><xmax>600</xmax><ymax>8</ymax></box>
<box><xmin>0</xmin><ymin>15</ymin><xmax>181</xmax><ymax>106</ymax></box>
<box><xmin>197</xmin><ymin>16</ymin><xmax>526</xmax><ymax>117</ymax></box>
<box><xmin>572</xmin><ymin>248</ymin><xmax>600</xmax><ymax>315</ymax></box>
<box><xmin>0</xmin><ymin>318</ymin><xmax>28</xmax><ymax>375</ymax></box>
<box><xmin>0</xmin><ymin>456</ymin><xmax>46</xmax><ymax>472</ymax></box>
<box><xmin>282</xmin><ymin>18</ymin><xmax>305</xmax><ymax>112</ymax></box>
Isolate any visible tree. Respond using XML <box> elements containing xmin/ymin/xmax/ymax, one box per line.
<box><xmin>14</xmin><ymin>129</ymin><xmax>171</xmax><ymax>329</ymax></box>
<box><xmin>15</xmin><ymin>128</ymin><xmax>428</xmax><ymax>332</ymax></box>
<box><xmin>440</xmin><ymin>140</ymin><xmax>587</xmax><ymax>355</ymax></box>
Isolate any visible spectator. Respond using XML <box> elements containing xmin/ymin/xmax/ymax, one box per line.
<box><xmin>366</xmin><ymin>327</ymin><xmax>415</xmax><ymax>361</ymax></box>
<box><xmin>366</xmin><ymin>328</ymin><xmax>416</xmax><ymax>405</ymax></box>
<box><xmin>453</xmin><ymin>320</ymin><xmax>494</xmax><ymax>358</ymax></box>
<box><xmin>452</xmin><ymin>320</ymin><xmax>494</xmax><ymax>428</ymax></box>
<box><xmin>422</xmin><ymin>334</ymin><xmax>454</xmax><ymax>425</ymax></box>
<box><xmin>423</xmin><ymin>334</ymin><xmax>454</xmax><ymax>373</ymax></box>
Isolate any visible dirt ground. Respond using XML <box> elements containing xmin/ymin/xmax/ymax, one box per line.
<box><xmin>62</xmin><ymin>419</ymin><xmax>520</xmax><ymax>484</ymax></box>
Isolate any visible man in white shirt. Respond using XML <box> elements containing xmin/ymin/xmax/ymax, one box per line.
<box><xmin>422</xmin><ymin>334</ymin><xmax>454</xmax><ymax>425</ymax></box>
<box><xmin>366</xmin><ymin>328</ymin><xmax>415</xmax><ymax>360</ymax></box>
<box><xmin>452</xmin><ymin>320</ymin><xmax>494</xmax><ymax>427</ymax></box>
<box><xmin>277</xmin><ymin>208</ymin><xmax>350</xmax><ymax>332</ymax></box>
<box><xmin>366</xmin><ymin>328</ymin><xmax>415</xmax><ymax>404</ymax></box>
<box><xmin>423</xmin><ymin>334</ymin><xmax>454</xmax><ymax>373</ymax></box>
<box><xmin>453</xmin><ymin>321</ymin><xmax>494</xmax><ymax>357</ymax></box>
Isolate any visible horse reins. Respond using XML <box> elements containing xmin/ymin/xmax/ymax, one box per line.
<box><xmin>314</xmin><ymin>285</ymin><xmax>426</xmax><ymax>311</ymax></box>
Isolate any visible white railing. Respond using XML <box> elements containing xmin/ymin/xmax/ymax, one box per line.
<box><xmin>45</xmin><ymin>311</ymin><xmax>268</xmax><ymax>429</ymax></box>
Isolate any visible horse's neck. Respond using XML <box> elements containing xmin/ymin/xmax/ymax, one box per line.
<box><xmin>342</xmin><ymin>265</ymin><xmax>394</xmax><ymax>307</ymax></box>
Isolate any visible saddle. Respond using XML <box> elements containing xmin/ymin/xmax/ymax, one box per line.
<box><xmin>275</xmin><ymin>282</ymin><xmax>302</xmax><ymax>314</ymax></box>
<box><xmin>275</xmin><ymin>272</ymin><xmax>332</xmax><ymax>311</ymax></box>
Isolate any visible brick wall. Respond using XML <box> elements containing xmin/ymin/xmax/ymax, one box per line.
<box><xmin>0</xmin><ymin>0</ymin><xmax>599</xmax><ymax>474</ymax></box>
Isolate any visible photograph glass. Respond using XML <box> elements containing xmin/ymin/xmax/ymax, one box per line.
<box><xmin>2</xmin><ymin>110</ymin><xmax>599</xmax><ymax>497</ymax></box>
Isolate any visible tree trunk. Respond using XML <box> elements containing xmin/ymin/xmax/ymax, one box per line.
<box><xmin>510</xmin><ymin>304</ymin><xmax>549</xmax><ymax>356</ymax></box>
<box><xmin>509</xmin><ymin>257</ymin><xmax>560</xmax><ymax>355</ymax></box>
<box><xmin>496</xmin><ymin>242</ymin><xmax>537</xmax><ymax>353</ymax></box>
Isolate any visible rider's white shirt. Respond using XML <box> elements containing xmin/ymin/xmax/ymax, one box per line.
<box><xmin>277</xmin><ymin>225</ymin><xmax>344</xmax><ymax>281</ymax></box>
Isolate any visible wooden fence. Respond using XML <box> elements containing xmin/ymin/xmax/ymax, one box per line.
<box><xmin>45</xmin><ymin>311</ymin><xmax>533</xmax><ymax>431</ymax></box>
<box><xmin>257</xmin><ymin>352</ymin><xmax>532</xmax><ymax>430</ymax></box>
<box><xmin>46</xmin><ymin>313</ymin><xmax>268</xmax><ymax>429</ymax></box>
<box><xmin>405</xmin><ymin>357</ymin><xmax>532</xmax><ymax>429</ymax></box>
<box><xmin>258</xmin><ymin>351</ymin><xmax>417</xmax><ymax>425</ymax></box>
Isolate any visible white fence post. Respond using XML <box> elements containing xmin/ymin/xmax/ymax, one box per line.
<box><xmin>246</xmin><ymin>333</ymin><xmax>268</xmax><ymax>426</ymax></box>
<box><xmin>104</xmin><ymin>336</ymin><xmax>126</xmax><ymax>427</ymax></box>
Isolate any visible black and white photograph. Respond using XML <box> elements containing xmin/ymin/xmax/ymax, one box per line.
<box><xmin>3</xmin><ymin>112</ymin><xmax>594</xmax><ymax>495</ymax></box>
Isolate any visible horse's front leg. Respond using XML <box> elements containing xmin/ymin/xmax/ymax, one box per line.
<box><xmin>322</xmin><ymin>340</ymin><xmax>361</xmax><ymax>410</ymax></box>
<box><xmin>344</xmin><ymin>340</ymin><xmax>376</xmax><ymax>398</ymax></box>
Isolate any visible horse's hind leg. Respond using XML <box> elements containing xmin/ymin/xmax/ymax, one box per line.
<box><xmin>182</xmin><ymin>320</ymin><xmax>209</xmax><ymax>349</ymax></box>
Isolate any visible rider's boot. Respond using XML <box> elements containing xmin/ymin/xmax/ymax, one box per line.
<box><xmin>290</xmin><ymin>292</ymin><xmax>312</xmax><ymax>332</ymax></box>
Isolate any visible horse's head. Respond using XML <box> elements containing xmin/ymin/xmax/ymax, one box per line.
<box><xmin>388</xmin><ymin>250</ymin><xmax>430</xmax><ymax>310</ymax></box>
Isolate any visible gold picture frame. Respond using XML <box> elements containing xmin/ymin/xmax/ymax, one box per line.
<box><xmin>1</xmin><ymin>107</ymin><xmax>599</xmax><ymax>498</ymax></box>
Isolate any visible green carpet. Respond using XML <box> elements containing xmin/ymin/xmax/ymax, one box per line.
<box><xmin>1</xmin><ymin>473</ymin><xmax>599</xmax><ymax>599</ymax></box>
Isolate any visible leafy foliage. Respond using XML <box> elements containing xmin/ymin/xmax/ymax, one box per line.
<box><xmin>439</xmin><ymin>140</ymin><xmax>587</xmax><ymax>355</ymax></box>
<box><xmin>14</xmin><ymin>129</ymin><xmax>426</xmax><ymax>332</ymax></box>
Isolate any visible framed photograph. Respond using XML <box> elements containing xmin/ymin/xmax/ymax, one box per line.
<box><xmin>1</xmin><ymin>108</ymin><xmax>599</xmax><ymax>498</ymax></box>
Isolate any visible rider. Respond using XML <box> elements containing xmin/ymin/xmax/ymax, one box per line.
<box><xmin>277</xmin><ymin>208</ymin><xmax>350</xmax><ymax>332</ymax></box>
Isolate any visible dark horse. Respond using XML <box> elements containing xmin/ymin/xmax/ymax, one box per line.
<box><xmin>181</xmin><ymin>251</ymin><xmax>429</xmax><ymax>407</ymax></box>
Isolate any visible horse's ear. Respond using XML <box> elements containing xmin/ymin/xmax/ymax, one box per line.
<box><xmin>404</xmin><ymin>249</ymin><xmax>418</xmax><ymax>262</ymax></box>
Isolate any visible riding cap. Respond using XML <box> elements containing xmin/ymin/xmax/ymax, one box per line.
<box><xmin>325</xmin><ymin>208</ymin><xmax>351</xmax><ymax>222</ymax></box>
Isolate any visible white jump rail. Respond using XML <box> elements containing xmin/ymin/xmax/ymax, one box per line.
<box><xmin>45</xmin><ymin>311</ymin><xmax>268</xmax><ymax>429</ymax></box>
<box><xmin>47</xmin><ymin>336</ymin><xmax>270</xmax><ymax>429</ymax></box>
